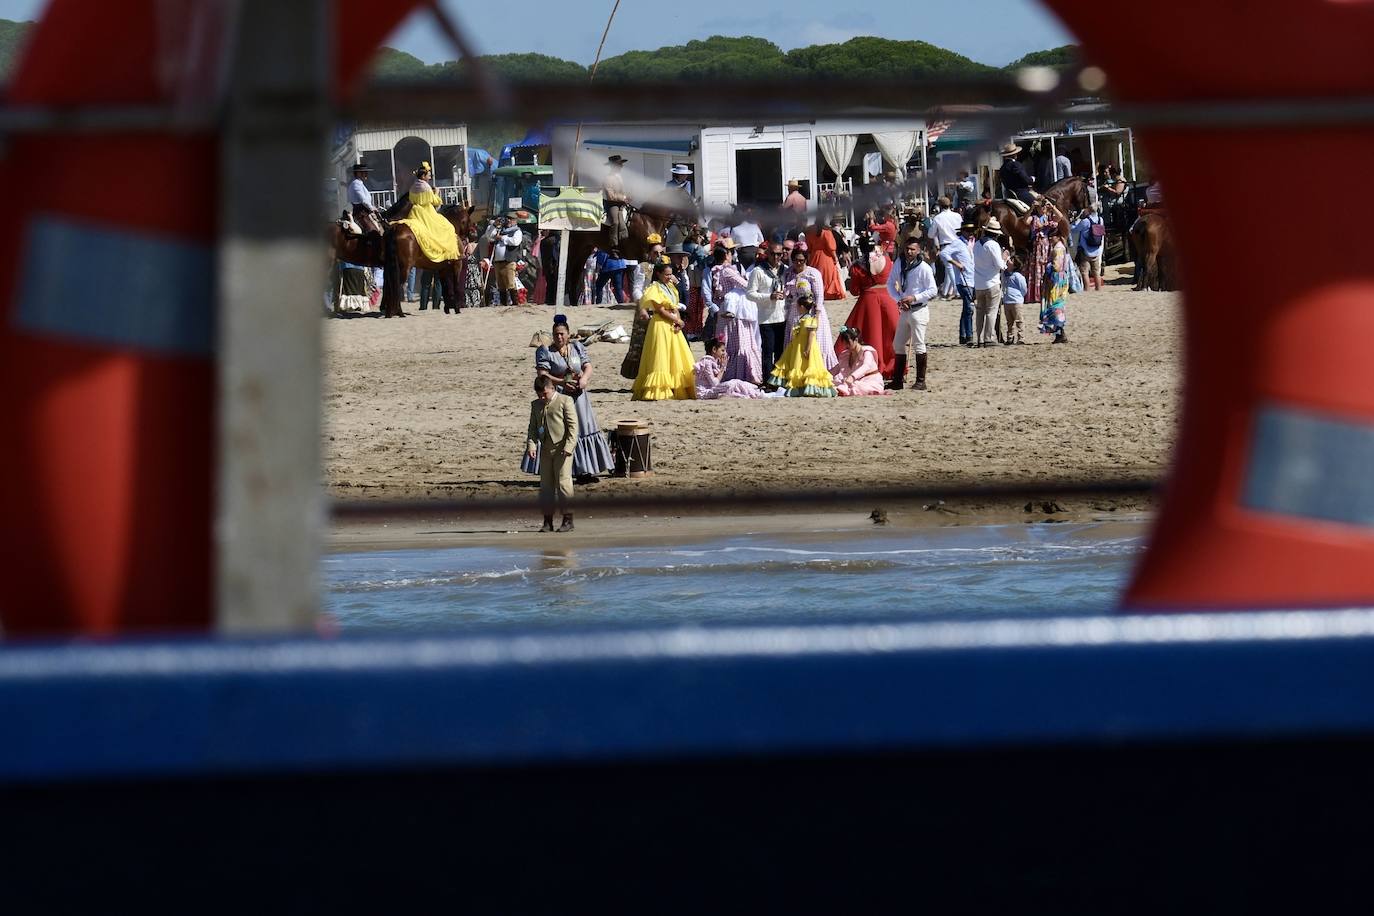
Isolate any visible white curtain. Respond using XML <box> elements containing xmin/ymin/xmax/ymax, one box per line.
<box><xmin>871</xmin><ymin>130</ymin><xmax>921</xmax><ymax>175</ymax></box>
<box><xmin>815</xmin><ymin>134</ymin><xmax>858</xmax><ymax>180</ymax></box>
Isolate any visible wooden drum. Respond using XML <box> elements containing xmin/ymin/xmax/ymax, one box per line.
<box><xmin>613</xmin><ymin>419</ymin><xmax>653</xmax><ymax>478</ymax></box>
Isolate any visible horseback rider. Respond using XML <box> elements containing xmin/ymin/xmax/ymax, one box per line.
<box><xmin>602</xmin><ymin>155</ymin><xmax>631</xmax><ymax>247</ymax></box>
<box><xmin>348</xmin><ymin>161</ymin><xmax>383</xmax><ymax>236</ymax></box>
<box><xmin>999</xmin><ymin>143</ymin><xmax>1036</xmax><ymax>207</ymax></box>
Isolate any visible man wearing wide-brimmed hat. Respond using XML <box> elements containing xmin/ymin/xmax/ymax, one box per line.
<box><xmin>999</xmin><ymin>142</ymin><xmax>1035</xmax><ymax>207</ymax></box>
<box><xmin>666</xmin><ymin>163</ymin><xmax>694</xmax><ymax>197</ymax></box>
<box><xmin>602</xmin><ymin>155</ymin><xmax>631</xmax><ymax>246</ymax></box>
<box><xmin>973</xmin><ymin>217</ymin><xmax>1008</xmax><ymax>346</ymax></box>
<box><xmin>347</xmin><ymin>160</ymin><xmax>382</xmax><ymax>236</ymax></box>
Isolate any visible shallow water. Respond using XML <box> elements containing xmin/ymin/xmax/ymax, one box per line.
<box><xmin>323</xmin><ymin>520</ymin><xmax>1147</xmax><ymax>632</ymax></box>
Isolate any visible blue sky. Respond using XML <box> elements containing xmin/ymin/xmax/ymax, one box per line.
<box><xmin>0</xmin><ymin>0</ymin><xmax>1072</xmax><ymax>67</ymax></box>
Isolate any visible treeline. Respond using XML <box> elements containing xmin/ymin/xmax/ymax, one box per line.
<box><xmin>371</xmin><ymin>36</ymin><xmax>1079</xmax><ymax>85</ymax></box>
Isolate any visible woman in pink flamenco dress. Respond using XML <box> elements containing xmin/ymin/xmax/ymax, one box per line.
<box><xmin>831</xmin><ymin>326</ymin><xmax>887</xmax><ymax>397</ymax></box>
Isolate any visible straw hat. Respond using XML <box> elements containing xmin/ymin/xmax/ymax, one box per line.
<box><xmin>787</xmin><ymin>179</ymin><xmax>801</xmax><ymax>190</ymax></box>
<box><xmin>1000</xmin><ymin>143</ymin><xmax>1023</xmax><ymax>157</ymax></box>
<box><xmin>671</xmin><ymin>164</ymin><xmax>693</xmax><ymax>175</ymax></box>
<box><xmin>983</xmin><ymin>217</ymin><xmax>1004</xmax><ymax>235</ymax></box>
<box><xmin>716</xmin><ymin>237</ymin><xmax>736</xmax><ymax>250</ymax></box>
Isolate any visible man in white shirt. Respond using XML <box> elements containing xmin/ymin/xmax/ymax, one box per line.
<box><xmin>972</xmin><ymin>219</ymin><xmax>1007</xmax><ymax>346</ymax></box>
<box><xmin>886</xmin><ymin>237</ymin><xmax>937</xmax><ymax>391</ymax></box>
<box><xmin>347</xmin><ymin>161</ymin><xmax>382</xmax><ymax>235</ymax></box>
<box><xmin>485</xmin><ymin>214</ymin><xmax>524</xmax><ymax>306</ymax></box>
<box><xmin>747</xmin><ymin>242</ymin><xmax>789</xmax><ymax>371</ymax></box>
<box><xmin>929</xmin><ymin>197</ymin><xmax>963</xmax><ymax>300</ymax></box>
<box><xmin>731</xmin><ymin>205</ymin><xmax>765</xmax><ymax>270</ymax></box>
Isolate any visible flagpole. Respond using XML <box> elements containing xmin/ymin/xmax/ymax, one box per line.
<box><xmin>568</xmin><ymin>0</ymin><xmax>622</xmax><ymax>187</ymax></box>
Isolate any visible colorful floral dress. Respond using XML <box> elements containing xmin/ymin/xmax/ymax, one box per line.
<box><xmin>1039</xmin><ymin>239</ymin><xmax>1070</xmax><ymax>337</ymax></box>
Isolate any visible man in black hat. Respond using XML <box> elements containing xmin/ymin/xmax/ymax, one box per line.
<box><xmin>347</xmin><ymin>161</ymin><xmax>383</xmax><ymax>236</ymax></box>
<box><xmin>602</xmin><ymin>155</ymin><xmax>630</xmax><ymax>247</ymax></box>
<box><xmin>999</xmin><ymin>143</ymin><xmax>1035</xmax><ymax>207</ymax></box>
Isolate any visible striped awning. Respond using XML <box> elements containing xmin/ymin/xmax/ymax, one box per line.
<box><xmin>537</xmin><ymin>187</ymin><xmax>604</xmax><ymax>231</ymax></box>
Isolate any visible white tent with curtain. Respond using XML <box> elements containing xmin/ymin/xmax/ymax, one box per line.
<box><xmin>870</xmin><ymin>130</ymin><xmax>922</xmax><ymax>175</ymax></box>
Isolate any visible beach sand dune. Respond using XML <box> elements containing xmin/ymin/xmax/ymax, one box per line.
<box><xmin>324</xmin><ymin>264</ymin><xmax>1180</xmax><ymax>513</ymax></box>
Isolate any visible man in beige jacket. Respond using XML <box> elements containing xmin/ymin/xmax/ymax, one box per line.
<box><xmin>526</xmin><ymin>376</ymin><xmax>579</xmax><ymax>532</ymax></box>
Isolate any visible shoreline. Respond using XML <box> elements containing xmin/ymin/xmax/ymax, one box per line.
<box><xmin>329</xmin><ymin>490</ymin><xmax>1156</xmax><ymax>553</ymax></box>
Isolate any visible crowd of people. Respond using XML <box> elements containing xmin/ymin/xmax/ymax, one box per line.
<box><xmin>341</xmin><ymin>154</ymin><xmax>1137</xmax><ymax>528</ymax></box>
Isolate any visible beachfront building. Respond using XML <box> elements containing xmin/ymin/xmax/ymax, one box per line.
<box><xmin>550</xmin><ymin>117</ymin><xmax>931</xmax><ymax>224</ymax></box>
<box><xmin>330</xmin><ymin>122</ymin><xmax>471</xmax><ymax>212</ymax></box>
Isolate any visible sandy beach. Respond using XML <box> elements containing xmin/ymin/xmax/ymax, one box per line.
<box><xmin>324</xmin><ymin>262</ymin><xmax>1179</xmax><ymax>540</ymax></box>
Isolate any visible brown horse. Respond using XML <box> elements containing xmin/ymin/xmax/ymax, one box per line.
<box><xmin>330</xmin><ymin>207</ymin><xmax>475</xmax><ymax>318</ymax></box>
<box><xmin>1129</xmin><ymin>212</ymin><xmax>1176</xmax><ymax>291</ymax></box>
<box><xmin>562</xmin><ymin>202</ymin><xmax>685</xmax><ymax>307</ymax></box>
<box><xmin>966</xmin><ymin>200</ymin><xmax>1072</xmax><ymax>264</ymax></box>
<box><xmin>1041</xmin><ymin>176</ymin><xmax>1093</xmax><ymax>220</ymax></box>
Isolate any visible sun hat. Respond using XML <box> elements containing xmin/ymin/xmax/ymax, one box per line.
<box><xmin>671</xmin><ymin>164</ymin><xmax>693</xmax><ymax>176</ymax></box>
<box><xmin>983</xmin><ymin>217</ymin><xmax>1004</xmax><ymax>235</ymax></box>
<box><xmin>1000</xmin><ymin>143</ymin><xmax>1023</xmax><ymax>157</ymax></box>
<box><xmin>607</xmin><ymin>155</ymin><xmax>628</xmax><ymax>165</ymax></box>
<box><xmin>716</xmin><ymin>237</ymin><xmax>736</xmax><ymax>250</ymax></box>
<box><xmin>352</xmin><ymin>161</ymin><xmax>372</xmax><ymax>172</ymax></box>
<box><xmin>787</xmin><ymin>179</ymin><xmax>801</xmax><ymax>189</ymax></box>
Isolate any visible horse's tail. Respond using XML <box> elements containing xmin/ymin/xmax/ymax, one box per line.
<box><xmin>382</xmin><ymin>229</ymin><xmax>403</xmax><ymax>317</ymax></box>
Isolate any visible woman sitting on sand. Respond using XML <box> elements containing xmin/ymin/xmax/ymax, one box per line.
<box><xmin>831</xmin><ymin>326</ymin><xmax>885</xmax><ymax>397</ymax></box>
<box><xmin>767</xmin><ymin>292</ymin><xmax>836</xmax><ymax>398</ymax></box>
<box><xmin>523</xmin><ymin>317</ymin><xmax>615</xmax><ymax>484</ymax></box>
<box><xmin>632</xmin><ymin>261</ymin><xmax>696</xmax><ymax>401</ymax></box>
<box><xmin>695</xmin><ymin>338</ymin><xmax>763</xmax><ymax>399</ymax></box>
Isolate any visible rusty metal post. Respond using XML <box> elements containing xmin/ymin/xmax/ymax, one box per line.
<box><xmin>215</xmin><ymin>0</ymin><xmax>331</xmax><ymax>631</ymax></box>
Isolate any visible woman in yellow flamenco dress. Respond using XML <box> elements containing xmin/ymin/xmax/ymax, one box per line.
<box><xmin>631</xmin><ymin>261</ymin><xmax>697</xmax><ymax>401</ymax></box>
<box><xmin>394</xmin><ymin>161</ymin><xmax>459</xmax><ymax>263</ymax></box>
<box><xmin>767</xmin><ymin>288</ymin><xmax>837</xmax><ymax>398</ymax></box>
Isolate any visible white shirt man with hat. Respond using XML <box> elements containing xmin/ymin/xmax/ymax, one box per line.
<box><xmin>973</xmin><ymin>218</ymin><xmax>1008</xmax><ymax>346</ymax></box>
<box><xmin>602</xmin><ymin>155</ymin><xmax>631</xmax><ymax>246</ymax></box>
<box><xmin>666</xmin><ymin>163</ymin><xmax>694</xmax><ymax>197</ymax></box>
<box><xmin>347</xmin><ymin>161</ymin><xmax>383</xmax><ymax>236</ymax></box>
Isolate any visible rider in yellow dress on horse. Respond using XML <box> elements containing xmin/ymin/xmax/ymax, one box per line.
<box><xmin>394</xmin><ymin>161</ymin><xmax>459</xmax><ymax>263</ymax></box>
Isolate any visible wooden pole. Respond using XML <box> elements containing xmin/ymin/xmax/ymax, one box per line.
<box><xmin>554</xmin><ymin>228</ymin><xmax>571</xmax><ymax>306</ymax></box>
<box><xmin>568</xmin><ymin>0</ymin><xmax>622</xmax><ymax>187</ymax></box>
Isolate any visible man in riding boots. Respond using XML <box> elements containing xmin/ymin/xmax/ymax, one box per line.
<box><xmin>348</xmin><ymin>161</ymin><xmax>383</xmax><ymax>236</ymax></box>
<box><xmin>999</xmin><ymin>143</ymin><xmax>1036</xmax><ymax>206</ymax></box>
<box><xmin>602</xmin><ymin>155</ymin><xmax>631</xmax><ymax>247</ymax></box>
<box><xmin>485</xmin><ymin>213</ymin><xmax>524</xmax><ymax>306</ymax></box>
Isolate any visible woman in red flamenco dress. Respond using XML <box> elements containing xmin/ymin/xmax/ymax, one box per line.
<box><xmin>836</xmin><ymin>249</ymin><xmax>899</xmax><ymax>379</ymax></box>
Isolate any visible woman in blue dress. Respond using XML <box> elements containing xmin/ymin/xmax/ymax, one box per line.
<box><xmin>522</xmin><ymin>316</ymin><xmax>615</xmax><ymax>483</ymax></box>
